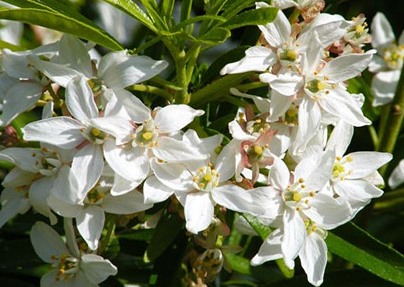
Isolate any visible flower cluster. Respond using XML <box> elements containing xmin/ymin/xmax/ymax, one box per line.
<box><xmin>0</xmin><ymin>1</ymin><xmax>399</xmax><ymax>287</ymax></box>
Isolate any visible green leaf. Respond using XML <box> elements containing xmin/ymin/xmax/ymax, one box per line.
<box><xmin>220</xmin><ymin>7</ymin><xmax>278</xmax><ymax>30</ymax></box>
<box><xmin>221</xmin><ymin>0</ymin><xmax>260</xmax><ymax>18</ymax></box>
<box><xmin>173</xmin><ymin>15</ymin><xmax>227</xmax><ymax>33</ymax></box>
<box><xmin>161</xmin><ymin>0</ymin><xmax>175</xmax><ymax>24</ymax></box>
<box><xmin>326</xmin><ymin>222</ymin><xmax>404</xmax><ymax>285</ymax></box>
<box><xmin>198</xmin><ymin>27</ymin><xmax>231</xmax><ymax>45</ymax></box>
<box><xmin>139</xmin><ymin>0</ymin><xmax>168</xmax><ymax>30</ymax></box>
<box><xmin>0</xmin><ymin>8</ymin><xmax>122</xmax><ymax>51</ymax></box>
<box><xmin>145</xmin><ymin>213</ymin><xmax>184</xmax><ymax>261</ymax></box>
<box><xmin>100</xmin><ymin>0</ymin><xmax>157</xmax><ymax>32</ymax></box>
<box><xmin>225</xmin><ymin>253</ymin><xmax>252</xmax><ymax>275</ymax></box>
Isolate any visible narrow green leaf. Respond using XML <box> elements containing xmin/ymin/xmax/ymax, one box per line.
<box><xmin>99</xmin><ymin>0</ymin><xmax>157</xmax><ymax>32</ymax></box>
<box><xmin>161</xmin><ymin>0</ymin><xmax>175</xmax><ymax>24</ymax></box>
<box><xmin>139</xmin><ymin>0</ymin><xmax>168</xmax><ymax>30</ymax></box>
<box><xmin>220</xmin><ymin>7</ymin><xmax>278</xmax><ymax>30</ymax></box>
<box><xmin>145</xmin><ymin>213</ymin><xmax>184</xmax><ymax>261</ymax></box>
<box><xmin>0</xmin><ymin>8</ymin><xmax>122</xmax><ymax>51</ymax></box>
<box><xmin>225</xmin><ymin>253</ymin><xmax>252</xmax><ymax>275</ymax></box>
<box><xmin>221</xmin><ymin>0</ymin><xmax>258</xmax><ymax>18</ymax></box>
<box><xmin>172</xmin><ymin>15</ymin><xmax>227</xmax><ymax>33</ymax></box>
<box><xmin>326</xmin><ymin>222</ymin><xmax>404</xmax><ymax>285</ymax></box>
<box><xmin>0</xmin><ymin>39</ymin><xmax>24</xmax><ymax>51</ymax></box>
<box><xmin>198</xmin><ymin>27</ymin><xmax>231</xmax><ymax>45</ymax></box>
<box><xmin>180</xmin><ymin>0</ymin><xmax>193</xmax><ymax>22</ymax></box>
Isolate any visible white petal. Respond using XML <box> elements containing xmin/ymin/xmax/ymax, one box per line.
<box><xmin>269</xmin><ymin>72</ymin><xmax>303</xmax><ymax>96</ymax></box>
<box><xmin>229</xmin><ymin>88</ymin><xmax>271</xmax><ymax>114</ymax></box>
<box><xmin>0</xmin><ymin>82</ymin><xmax>43</xmax><ymax>125</ymax></box>
<box><xmin>299</xmin><ymin>232</ymin><xmax>327</xmax><ymax>286</ymax></box>
<box><xmin>251</xmin><ymin>229</ymin><xmax>283</xmax><ymax>266</ymax></box>
<box><xmin>345</xmin><ymin>152</ymin><xmax>392</xmax><ymax>179</ymax></box>
<box><xmin>220</xmin><ymin>46</ymin><xmax>276</xmax><ymax>75</ymax></box>
<box><xmin>29</xmin><ymin>177</ymin><xmax>57</xmax><ymax>224</ymax></box>
<box><xmin>269</xmin><ymin>91</ymin><xmax>293</xmax><ymax>120</ymax></box>
<box><xmin>76</xmin><ymin>205</ymin><xmax>105</xmax><ymax>250</ymax></box>
<box><xmin>321</xmin><ymin>53</ymin><xmax>373</xmax><ymax>83</ymax></box>
<box><xmin>371</xmin><ymin>70</ymin><xmax>400</xmax><ymax>107</ymax></box>
<box><xmin>0</xmin><ymin>188</ymin><xmax>30</xmax><ymax>229</ymax></box>
<box><xmin>111</xmin><ymin>173</ymin><xmax>143</xmax><ymax>196</ymax></box>
<box><xmin>214</xmin><ymin>142</ymin><xmax>237</xmax><ymax>182</ymax></box>
<box><xmin>182</xmin><ymin>129</ymin><xmax>223</xmax><ymax>154</ymax></box>
<box><xmin>22</xmin><ymin>117</ymin><xmax>85</xmax><ymax>149</ymax></box>
<box><xmin>155</xmin><ymin>105</ymin><xmax>204</xmax><ymax>133</ymax></box>
<box><xmin>29</xmin><ymin>55</ymin><xmax>82</xmax><ymax>88</ymax></box>
<box><xmin>65</xmin><ymin>77</ymin><xmax>99</xmax><ymax>122</ymax></box>
<box><xmin>259</xmin><ymin>9</ymin><xmax>290</xmax><ymax>47</ymax></box>
<box><xmin>150</xmin><ymin>159</ymin><xmax>193</xmax><ymax>192</ymax></box>
<box><xmin>326</xmin><ymin>120</ymin><xmax>353</xmax><ymax>156</ymax></box>
<box><xmin>212</xmin><ymin>185</ymin><xmax>282</xmax><ymax>218</ymax></box>
<box><xmin>319</xmin><ymin>88</ymin><xmax>371</xmax><ymax>127</ymax></box>
<box><xmin>104</xmin><ymin>140</ymin><xmax>149</xmax><ymax>182</ymax></box>
<box><xmin>50</xmin><ymin>165</ymin><xmax>81</xmax><ymax>204</ymax></box>
<box><xmin>102</xmin><ymin>190</ymin><xmax>152</xmax><ymax>214</ymax></box>
<box><xmin>0</xmin><ymin>147</ymin><xmax>40</xmax><ymax>172</ymax></box>
<box><xmin>282</xmin><ymin>210</ymin><xmax>306</xmax><ymax>266</ymax></box>
<box><xmin>57</xmin><ymin>35</ymin><xmax>92</xmax><ymax>77</ymax></box>
<box><xmin>99</xmin><ymin>51</ymin><xmax>168</xmax><ymax>89</ymax></box>
<box><xmin>184</xmin><ymin>192</ymin><xmax>214</xmax><ymax>234</ymax></box>
<box><xmin>304</xmin><ymin>193</ymin><xmax>351</xmax><ymax>229</ymax></box>
<box><xmin>295</xmin><ymin>98</ymin><xmax>321</xmax><ymax>153</ymax></box>
<box><xmin>71</xmin><ymin>145</ymin><xmax>104</xmax><ymax>197</ymax></box>
<box><xmin>371</xmin><ymin>12</ymin><xmax>395</xmax><ymax>51</ymax></box>
<box><xmin>303</xmin><ymin>32</ymin><xmax>323</xmax><ymax>76</ymax></box>
<box><xmin>143</xmin><ymin>176</ymin><xmax>174</xmax><ymax>204</ymax></box>
<box><xmin>91</xmin><ymin>117</ymin><xmax>132</xmax><ymax>144</ymax></box>
<box><xmin>30</xmin><ymin>221</ymin><xmax>69</xmax><ymax>263</ymax></box>
<box><xmin>333</xmin><ymin>179</ymin><xmax>383</xmax><ymax>203</ymax></box>
<box><xmin>153</xmin><ymin>137</ymin><xmax>208</xmax><ymax>162</ymax></box>
<box><xmin>269</xmin><ymin>157</ymin><xmax>290</xmax><ymax>191</ymax></box>
<box><xmin>113</xmin><ymin>89</ymin><xmax>150</xmax><ymax>122</ymax></box>
<box><xmin>80</xmin><ymin>254</ymin><xmax>117</xmax><ymax>284</ymax></box>
<box><xmin>47</xmin><ymin>194</ymin><xmax>83</xmax><ymax>218</ymax></box>
<box><xmin>389</xmin><ymin>160</ymin><xmax>404</xmax><ymax>189</ymax></box>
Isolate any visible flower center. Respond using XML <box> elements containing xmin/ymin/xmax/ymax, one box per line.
<box><xmin>85</xmin><ymin>186</ymin><xmax>106</xmax><ymax>205</ymax></box>
<box><xmin>283</xmin><ymin>104</ymin><xmax>299</xmax><ymax>126</ymax></box>
<box><xmin>306</xmin><ymin>78</ymin><xmax>327</xmax><ymax>94</ymax></box>
<box><xmin>284</xmin><ymin>178</ymin><xmax>315</xmax><ymax>210</ymax></box>
<box><xmin>192</xmin><ymin>165</ymin><xmax>220</xmax><ymax>192</ymax></box>
<box><xmin>51</xmin><ymin>254</ymin><xmax>79</xmax><ymax>281</ymax></box>
<box><xmin>34</xmin><ymin>148</ymin><xmax>62</xmax><ymax>176</ymax></box>
<box><xmin>133</xmin><ymin>120</ymin><xmax>158</xmax><ymax>148</ymax></box>
<box><xmin>81</xmin><ymin>126</ymin><xmax>108</xmax><ymax>144</ymax></box>
<box><xmin>383</xmin><ymin>44</ymin><xmax>404</xmax><ymax>70</ymax></box>
<box><xmin>331</xmin><ymin>156</ymin><xmax>353</xmax><ymax>181</ymax></box>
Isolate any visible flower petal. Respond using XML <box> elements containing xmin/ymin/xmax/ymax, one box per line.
<box><xmin>76</xmin><ymin>205</ymin><xmax>105</xmax><ymax>250</ymax></box>
<box><xmin>30</xmin><ymin>221</ymin><xmax>69</xmax><ymax>263</ymax></box>
<box><xmin>184</xmin><ymin>192</ymin><xmax>214</xmax><ymax>234</ymax></box>
<box><xmin>22</xmin><ymin>117</ymin><xmax>85</xmax><ymax>149</ymax></box>
<box><xmin>345</xmin><ymin>152</ymin><xmax>392</xmax><ymax>179</ymax></box>
<box><xmin>299</xmin><ymin>232</ymin><xmax>327</xmax><ymax>286</ymax></box>
<box><xmin>102</xmin><ymin>190</ymin><xmax>152</xmax><ymax>214</ymax></box>
<box><xmin>282</xmin><ymin>210</ymin><xmax>305</xmax><ymax>266</ymax></box>
<box><xmin>143</xmin><ymin>176</ymin><xmax>174</xmax><ymax>204</ymax></box>
<box><xmin>153</xmin><ymin>137</ymin><xmax>208</xmax><ymax>162</ymax></box>
<box><xmin>371</xmin><ymin>12</ymin><xmax>395</xmax><ymax>51</ymax></box>
<box><xmin>154</xmin><ymin>105</ymin><xmax>204</xmax><ymax>133</ymax></box>
<box><xmin>389</xmin><ymin>160</ymin><xmax>404</xmax><ymax>189</ymax></box>
<box><xmin>80</xmin><ymin>254</ymin><xmax>117</xmax><ymax>284</ymax></box>
<box><xmin>251</xmin><ymin>228</ymin><xmax>283</xmax><ymax>266</ymax></box>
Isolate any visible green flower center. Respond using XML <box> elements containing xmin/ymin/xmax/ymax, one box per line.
<box><xmin>192</xmin><ymin>165</ymin><xmax>220</xmax><ymax>192</ymax></box>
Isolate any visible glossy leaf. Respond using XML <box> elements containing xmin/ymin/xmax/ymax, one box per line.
<box><xmin>99</xmin><ymin>0</ymin><xmax>156</xmax><ymax>32</ymax></box>
<box><xmin>0</xmin><ymin>8</ymin><xmax>122</xmax><ymax>51</ymax></box>
<box><xmin>326</xmin><ymin>222</ymin><xmax>404</xmax><ymax>285</ymax></box>
<box><xmin>197</xmin><ymin>27</ymin><xmax>231</xmax><ymax>45</ymax></box>
<box><xmin>220</xmin><ymin>7</ymin><xmax>278</xmax><ymax>30</ymax></box>
<box><xmin>145</xmin><ymin>213</ymin><xmax>184</xmax><ymax>261</ymax></box>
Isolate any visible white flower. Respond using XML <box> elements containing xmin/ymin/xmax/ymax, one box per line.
<box><xmin>389</xmin><ymin>159</ymin><xmax>404</xmax><ymax>189</ymax></box>
<box><xmin>250</xmin><ymin>153</ymin><xmax>351</xmax><ymax>285</ymax></box>
<box><xmin>369</xmin><ymin>12</ymin><xmax>404</xmax><ymax>106</ymax></box>
<box><xmin>30</xmin><ymin>220</ymin><xmax>117</xmax><ymax>287</ymax></box>
<box><xmin>48</xmin><ymin>168</ymin><xmax>152</xmax><ymax>250</ymax></box>
<box><xmin>325</xmin><ymin>120</ymin><xmax>392</xmax><ymax>216</ymax></box>
<box><xmin>145</xmin><ymin>133</ymin><xmax>272</xmax><ymax>234</ymax></box>
<box><xmin>90</xmin><ymin>96</ymin><xmax>207</xmax><ymax>194</ymax></box>
<box><xmin>0</xmin><ymin>145</ymin><xmax>77</xmax><ymax>228</ymax></box>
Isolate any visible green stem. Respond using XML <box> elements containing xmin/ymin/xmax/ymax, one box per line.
<box><xmin>234</xmin><ymin>81</ymin><xmax>268</xmax><ymax>91</ymax></box>
<box><xmin>129</xmin><ymin>84</ymin><xmax>173</xmax><ymax>101</ymax></box>
<box><xmin>190</xmin><ymin>72</ymin><xmax>254</xmax><ymax>107</ymax></box>
<box><xmin>368</xmin><ymin>125</ymin><xmax>379</xmax><ymax>150</ymax></box>
<box><xmin>377</xmin><ymin>64</ymin><xmax>404</xmax><ymax>176</ymax></box>
<box><xmin>185</xmin><ymin>44</ymin><xmax>201</xmax><ymax>84</ymax></box>
<box><xmin>99</xmin><ymin>215</ymin><xmax>116</xmax><ymax>254</ymax></box>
